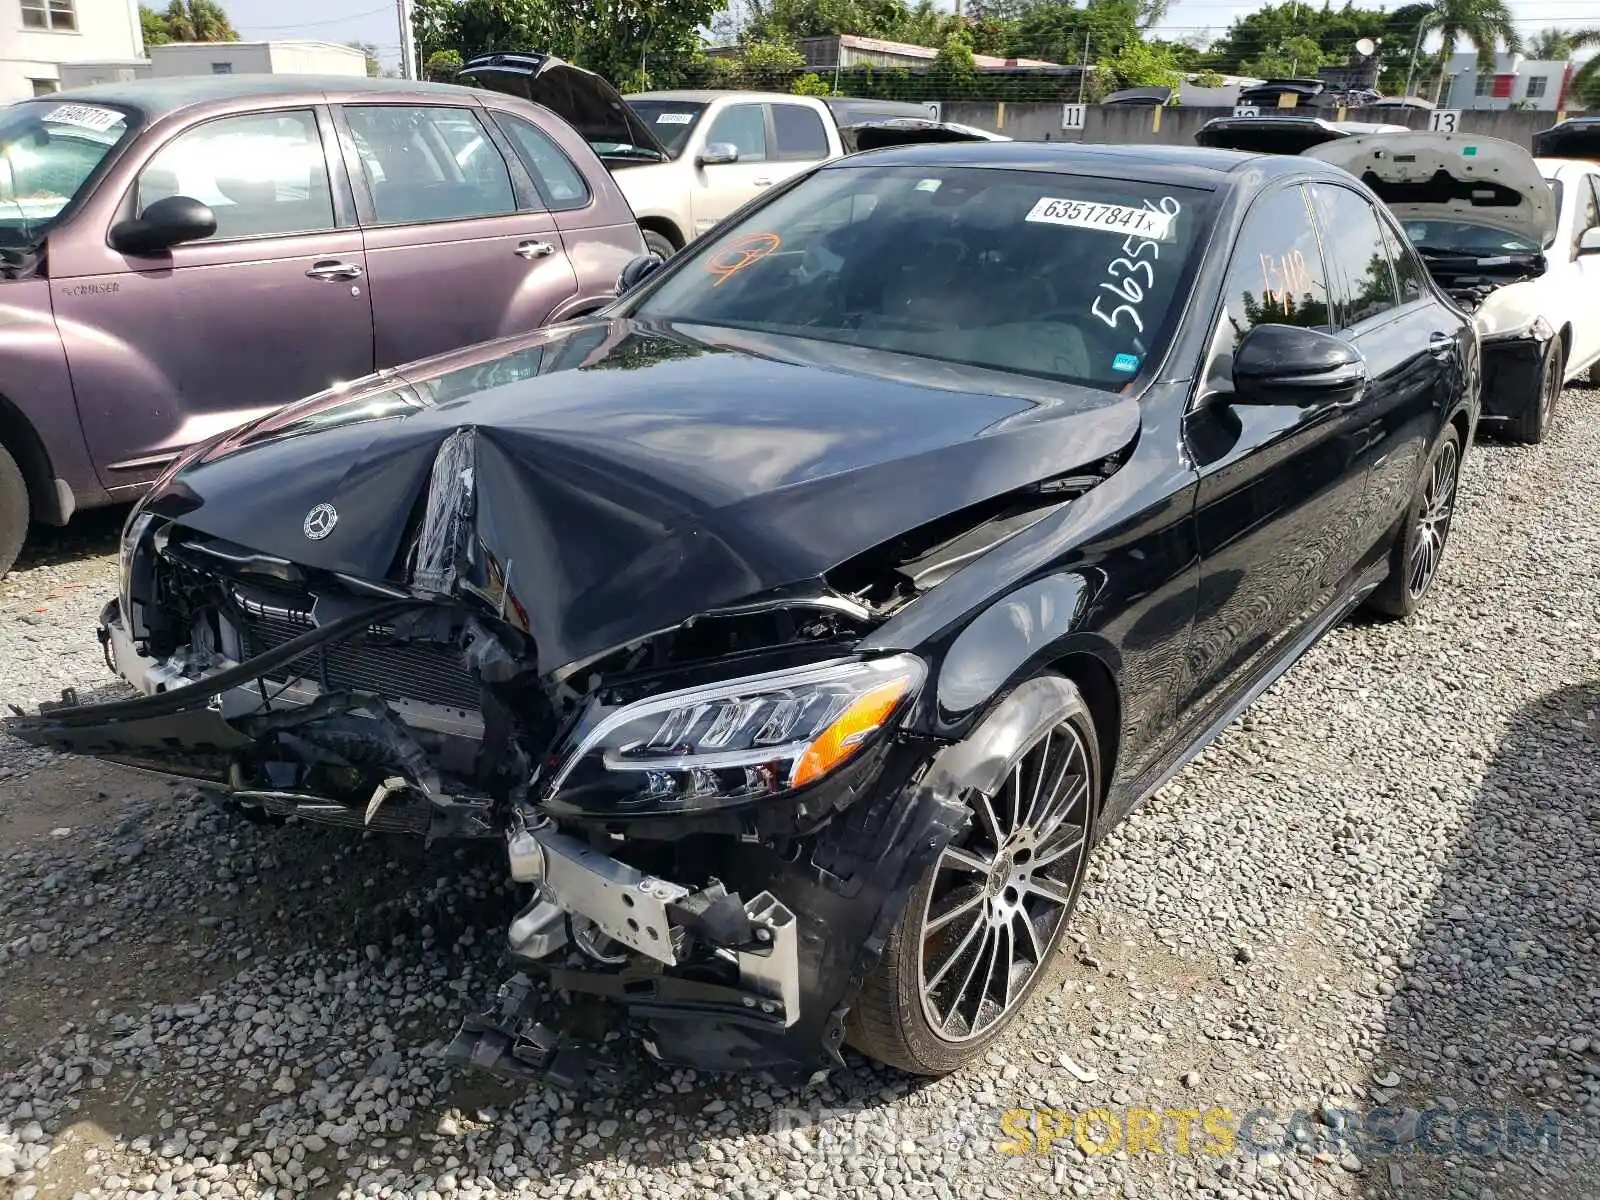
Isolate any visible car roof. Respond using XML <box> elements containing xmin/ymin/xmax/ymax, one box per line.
<box><xmin>826</xmin><ymin>140</ymin><xmax>1311</xmax><ymax>189</ymax></box>
<box><xmin>40</xmin><ymin>74</ymin><xmax>482</xmax><ymax>119</ymax></box>
<box><xmin>626</xmin><ymin>90</ymin><xmax>808</xmax><ymax>104</ymax></box>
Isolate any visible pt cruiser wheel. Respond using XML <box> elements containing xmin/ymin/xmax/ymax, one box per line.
<box><xmin>1366</xmin><ymin>425</ymin><xmax>1462</xmax><ymax>619</ymax></box>
<box><xmin>0</xmin><ymin>444</ymin><xmax>27</xmax><ymax>579</ymax></box>
<box><xmin>849</xmin><ymin>675</ymin><xmax>1097</xmax><ymax>1074</ymax></box>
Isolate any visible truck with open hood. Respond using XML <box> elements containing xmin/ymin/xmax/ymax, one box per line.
<box><xmin>456</xmin><ymin>52</ymin><xmax>1001</xmax><ymax>258</ymax></box>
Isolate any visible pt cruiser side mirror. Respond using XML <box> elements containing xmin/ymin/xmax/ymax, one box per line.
<box><xmin>110</xmin><ymin>195</ymin><xmax>218</xmax><ymax>256</ymax></box>
<box><xmin>696</xmin><ymin>142</ymin><xmax>740</xmax><ymax>167</ymax></box>
<box><xmin>1231</xmin><ymin>323</ymin><xmax>1367</xmax><ymax>406</ymax></box>
<box><xmin>1579</xmin><ymin>227</ymin><xmax>1600</xmax><ymax>256</ymax></box>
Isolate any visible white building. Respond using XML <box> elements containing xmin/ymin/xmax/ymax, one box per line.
<box><xmin>1441</xmin><ymin>52</ymin><xmax>1571</xmax><ymax>112</ymax></box>
<box><xmin>146</xmin><ymin>39</ymin><xmax>368</xmax><ymax>79</ymax></box>
<box><xmin>1</xmin><ymin>0</ymin><xmax>144</xmax><ymax>103</ymax></box>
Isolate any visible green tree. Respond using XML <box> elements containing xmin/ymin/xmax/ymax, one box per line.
<box><xmin>1011</xmin><ymin>1</ymin><xmax>1141</xmax><ymax>69</ymax></box>
<box><xmin>1527</xmin><ymin>28</ymin><xmax>1575</xmax><ymax>60</ymax></box>
<box><xmin>792</xmin><ymin>71</ymin><xmax>836</xmax><ymax>94</ymax></box>
<box><xmin>415</xmin><ymin>0</ymin><xmax>720</xmax><ymax>92</ymax></box>
<box><xmin>737</xmin><ymin>37</ymin><xmax>807</xmax><ymax>87</ymax></box>
<box><xmin>424</xmin><ymin>48</ymin><xmax>465</xmax><ymax>81</ymax></box>
<box><xmin>1096</xmin><ymin>36</ymin><xmax>1183</xmax><ymax>88</ymax></box>
<box><xmin>159</xmin><ymin>0</ymin><xmax>238</xmax><ymax>41</ymax></box>
<box><xmin>348</xmin><ymin>41</ymin><xmax>383</xmax><ymax>77</ymax></box>
<box><xmin>1415</xmin><ymin>0</ymin><xmax>1523</xmax><ymax>100</ymax></box>
<box><xmin>1563</xmin><ymin>30</ymin><xmax>1600</xmax><ymax>105</ymax></box>
<box><xmin>1241</xmin><ymin>34</ymin><xmax>1327</xmax><ymax>79</ymax></box>
<box><xmin>139</xmin><ymin>4</ymin><xmax>171</xmax><ymax>46</ymax></box>
<box><xmin>933</xmin><ymin>28</ymin><xmax>978</xmax><ymax>80</ymax></box>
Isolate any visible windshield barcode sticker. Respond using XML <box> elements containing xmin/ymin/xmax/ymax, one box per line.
<box><xmin>1026</xmin><ymin>198</ymin><xmax>1174</xmax><ymax>241</ymax></box>
<box><xmin>655</xmin><ymin>112</ymin><xmax>694</xmax><ymax>124</ymax></box>
<box><xmin>41</xmin><ymin>104</ymin><xmax>124</xmax><ymax>133</ymax></box>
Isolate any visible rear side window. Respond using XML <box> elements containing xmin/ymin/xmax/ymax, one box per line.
<box><xmin>770</xmin><ymin>104</ymin><xmax>829</xmax><ymax>160</ymax></box>
<box><xmin>1213</xmin><ymin>184</ymin><xmax>1331</xmax><ymax>356</ymax></box>
<box><xmin>1311</xmin><ymin>183</ymin><xmax>1398</xmax><ymax>326</ymax></box>
<box><xmin>1380</xmin><ymin>221</ymin><xmax>1426</xmax><ymax>303</ymax></box>
<box><xmin>343</xmin><ymin>105</ymin><xmax>516</xmax><ymax>225</ymax></box>
<box><xmin>137</xmin><ymin>109</ymin><xmax>334</xmax><ymax>241</ymax></box>
<box><xmin>1573</xmin><ymin>175</ymin><xmax>1600</xmax><ymax>258</ymax></box>
<box><xmin>705</xmin><ymin>104</ymin><xmax>767</xmax><ymax>162</ymax></box>
<box><xmin>495</xmin><ymin>113</ymin><xmax>591</xmax><ymax>211</ymax></box>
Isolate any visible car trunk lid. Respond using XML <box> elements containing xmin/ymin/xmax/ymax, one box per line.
<box><xmin>1195</xmin><ymin>116</ymin><xmax>1407</xmax><ymax>155</ymax></box>
<box><xmin>1532</xmin><ymin>117</ymin><xmax>1600</xmax><ymax>163</ymax></box>
<box><xmin>458</xmin><ymin>51</ymin><xmax>671</xmax><ymax>164</ymax></box>
<box><xmin>836</xmin><ymin>118</ymin><xmax>1000</xmax><ymax>153</ymax></box>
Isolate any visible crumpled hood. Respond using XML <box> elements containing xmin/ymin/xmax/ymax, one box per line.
<box><xmin>1306</xmin><ymin>132</ymin><xmax>1557</xmax><ymax>246</ymax></box>
<box><xmin>150</xmin><ymin>319</ymin><xmax>1138</xmax><ymax>673</ymax></box>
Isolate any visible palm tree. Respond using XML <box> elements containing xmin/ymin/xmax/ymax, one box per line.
<box><xmin>1416</xmin><ymin>0</ymin><xmax>1522</xmax><ymax>102</ymax></box>
<box><xmin>162</xmin><ymin>0</ymin><xmax>238</xmax><ymax>43</ymax></box>
<box><xmin>1564</xmin><ymin>28</ymin><xmax>1600</xmax><ymax>107</ymax></box>
<box><xmin>1527</xmin><ymin>28</ymin><xmax>1575</xmax><ymax>60</ymax></box>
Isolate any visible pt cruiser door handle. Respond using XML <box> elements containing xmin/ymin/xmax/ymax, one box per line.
<box><xmin>516</xmin><ymin>240</ymin><xmax>556</xmax><ymax>260</ymax></box>
<box><xmin>305</xmin><ymin>260</ymin><xmax>363</xmax><ymax>281</ymax></box>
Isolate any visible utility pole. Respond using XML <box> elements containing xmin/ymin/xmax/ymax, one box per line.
<box><xmin>396</xmin><ymin>0</ymin><xmax>417</xmax><ymax>80</ymax></box>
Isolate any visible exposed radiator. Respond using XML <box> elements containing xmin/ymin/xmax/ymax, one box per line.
<box><xmin>238</xmin><ymin>611</ymin><xmax>482</xmax><ymax>713</ymax></box>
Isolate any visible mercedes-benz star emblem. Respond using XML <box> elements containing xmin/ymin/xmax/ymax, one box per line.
<box><xmin>303</xmin><ymin>503</ymin><xmax>339</xmax><ymax>541</ymax></box>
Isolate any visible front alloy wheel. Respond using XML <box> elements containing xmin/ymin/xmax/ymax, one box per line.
<box><xmin>848</xmin><ymin>675</ymin><xmax>1097</xmax><ymax>1074</ymax></box>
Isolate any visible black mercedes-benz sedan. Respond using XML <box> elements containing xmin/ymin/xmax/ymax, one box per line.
<box><xmin>7</xmin><ymin>143</ymin><xmax>1478</xmax><ymax>1086</ymax></box>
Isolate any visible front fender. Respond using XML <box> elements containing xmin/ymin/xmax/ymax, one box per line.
<box><xmin>0</xmin><ymin>281</ymin><xmax>103</xmax><ymax>518</ymax></box>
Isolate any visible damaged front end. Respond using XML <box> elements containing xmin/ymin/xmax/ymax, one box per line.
<box><xmin>9</xmin><ymin>364</ymin><xmax>1127</xmax><ymax>1084</ymax></box>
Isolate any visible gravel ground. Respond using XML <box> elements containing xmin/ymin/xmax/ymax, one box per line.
<box><xmin>1</xmin><ymin>394</ymin><xmax>1598</xmax><ymax>1200</ymax></box>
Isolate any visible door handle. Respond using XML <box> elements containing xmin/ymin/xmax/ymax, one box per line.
<box><xmin>305</xmin><ymin>260</ymin><xmax>363</xmax><ymax>281</ymax></box>
<box><xmin>515</xmin><ymin>240</ymin><xmax>556</xmax><ymax>260</ymax></box>
<box><xmin>1428</xmin><ymin>332</ymin><xmax>1454</xmax><ymax>359</ymax></box>
<box><xmin>752</xmin><ymin>177</ymin><xmax>774</xmax><ymax>187</ymax></box>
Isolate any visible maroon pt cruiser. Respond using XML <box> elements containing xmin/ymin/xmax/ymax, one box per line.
<box><xmin>0</xmin><ymin>75</ymin><xmax>647</xmax><ymax>576</ymax></box>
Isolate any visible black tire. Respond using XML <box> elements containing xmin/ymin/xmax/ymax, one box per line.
<box><xmin>0</xmin><ymin>443</ymin><xmax>27</xmax><ymax>579</ymax></box>
<box><xmin>641</xmin><ymin>229</ymin><xmax>677</xmax><ymax>259</ymax></box>
<box><xmin>1366</xmin><ymin>424</ymin><xmax>1463</xmax><ymax>620</ymax></box>
<box><xmin>1510</xmin><ymin>338</ymin><xmax>1563</xmax><ymax>445</ymax></box>
<box><xmin>847</xmin><ymin>674</ymin><xmax>1099</xmax><ymax>1075</ymax></box>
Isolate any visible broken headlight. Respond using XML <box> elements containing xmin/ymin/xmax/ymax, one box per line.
<box><xmin>545</xmin><ymin>655</ymin><xmax>925</xmax><ymax>813</ymax></box>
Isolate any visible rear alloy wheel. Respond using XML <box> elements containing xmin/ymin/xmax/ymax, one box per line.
<box><xmin>848</xmin><ymin>676</ymin><xmax>1098</xmax><ymax>1074</ymax></box>
<box><xmin>1366</xmin><ymin>425</ymin><xmax>1462</xmax><ymax>619</ymax></box>
<box><xmin>1511</xmin><ymin>338</ymin><xmax>1563</xmax><ymax>445</ymax></box>
<box><xmin>0</xmin><ymin>444</ymin><xmax>27</xmax><ymax>579</ymax></box>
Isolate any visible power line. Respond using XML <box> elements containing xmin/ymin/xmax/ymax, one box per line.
<box><xmin>240</xmin><ymin>5</ymin><xmax>393</xmax><ymax>32</ymax></box>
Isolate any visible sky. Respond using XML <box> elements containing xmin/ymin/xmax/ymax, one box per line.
<box><xmin>223</xmin><ymin>0</ymin><xmax>1598</xmax><ymax>74</ymax></box>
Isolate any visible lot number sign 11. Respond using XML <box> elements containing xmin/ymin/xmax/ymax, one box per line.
<box><xmin>1062</xmin><ymin>104</ymin><xmax>1087</xmax><ymax>131</ymax></box>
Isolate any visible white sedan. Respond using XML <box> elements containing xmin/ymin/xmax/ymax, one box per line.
<box><xmin>1311</xmin><ymin>130</ymin><xmax>1600</xmax><ymax>443</ymax></box>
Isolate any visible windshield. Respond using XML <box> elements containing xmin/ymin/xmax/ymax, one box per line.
<box><xmin>624</xmin><ymin>101</ymin><xmax>705</xmax><ymax>158</ymax></box>
<box><xmin>1403</xmin><ymin>219</ymin><xmax>1542</xmax><ymax>255</ymax></box>
<box><xmin>0</xmin><ymin>101</ymin><xmax>134</xmax><ymax>248</ymax></box>
<box><xmin>632</xmin><ymin>164</ymin><xmax>1211</xmax><ymax>390</ymax></box>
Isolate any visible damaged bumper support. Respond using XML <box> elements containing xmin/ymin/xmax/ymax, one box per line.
<box><xmin>1478</xmin><ymin>318</ymin><xmax>1556</xmax><ymax>422</ymax></box>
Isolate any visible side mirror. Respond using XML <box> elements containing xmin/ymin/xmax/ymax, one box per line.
<box><xmin>109</xmin><ymin>195</ymin><xmax>217</xmax><ymax>256</ymax></box>
<box><xmin>617</xmin><ymin>253</ymin><xmax>666</xmax><ymax>294</ymax></box>
<box><xmin>1231</xmin><ymin>323</ymin><xmax>1366</xmax><ymax>406</ymax></box>
<box><xmin>696</xmin><ymin>142</ymin><xmax>740</xmax><ymax>167</ymax></box>
<box><xmin>1579</xmin><ymin>227</ymin><xmax>1600</xmax><ymax>256</ymax></box>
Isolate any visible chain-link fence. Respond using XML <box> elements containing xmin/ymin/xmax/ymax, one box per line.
<box><xmin>635</xmin><ymin>53</ymin><xmax>1093</xmax><ymax>103</ymax></box>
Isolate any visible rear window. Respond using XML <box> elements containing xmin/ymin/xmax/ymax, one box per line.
<box><xmin>633</xmin><ymin>164</ymin><xmax>1214</xmax><ymax>390</ymax></box>
<box><xmin>625</xmin><ymin>101</ymin><xmax>705</xmax><ymax>158</ymax></box>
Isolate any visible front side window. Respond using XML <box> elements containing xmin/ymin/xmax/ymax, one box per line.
<box><xmin>1212</xmin><ymin>185</ymin><xmax>1331</xmax><ymax>358</ymax></box>
<box><xmin>495</xmin><ymin>113</ymin><xmax>590</xmax><ymax>210</ymax></box>
<box><xmin>624</xmin><ymin>101</ymin><xmax>705</xmax><ymax>158</ymax></box>
<box><xmin>21</xmin><ymin>0</ymin><xmax>75</xmax><ymax>29</ymax></box>
<box><xmin>770</xmin><ymin>104</ymin><xmax>829</xmax><ymax>160</ymax></box>
<box><xmin>632</xmin><ymin>164</ymin><xmax>1211</xmax><ymax>390</ymax></box>
<box><xmin>704</xmin><ymin>104</ymin><xmax>767</xmax><ymax>162</ymax></box>
<box><xmin>1381</xmin><ymin>221</ymin><xmax>1427</xmax><ymax>303</ymax></box>
<box><xmin>1573</xmin><ymin>175</ymin><xmax>1600</xmax><ymax>258</ymax></box>
<box><xmin>137</xmin><ymin>109</ymin><xmax>334</xmax><ymax>240</ymax></box>
<box><xmin>1311</xmin><ymin>184</ymin><xmax>1398</xmax><ymax>326</ymax></box>
<box><xmin>344</xmin><ymin>105</ymin><xmax>516</xmax><ymax>225</ymax></box>
<box><xmin>0</xmin><ymin>100</ymin><xmax>133</xmax><ymax>248</ymax></box>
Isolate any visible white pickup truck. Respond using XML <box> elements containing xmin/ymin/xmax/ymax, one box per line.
<box><xmin>461</xmin><ymin>54</ymin><xmax>1003</xmax><ymax>258</ymax></box>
